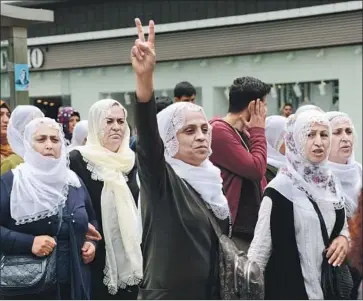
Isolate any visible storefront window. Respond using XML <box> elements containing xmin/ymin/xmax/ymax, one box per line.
<box><xmin>31</xmin><ymin>95</ymin><xmax>71</xmax><ymax>120</ymax></box>
<box><xmin>0</xmin><ymin>73</ymin><xmax>10</xmax><ymax>104</ymax></box>
<box><xmin>100</xmin><ymin>87</ymin><xmax>203</xmax><ymax>131</ymax></box>
<box><xmin>267</xmin><ymin>79</ymin><xmax>339</xmax><ymax>115</ymax></box>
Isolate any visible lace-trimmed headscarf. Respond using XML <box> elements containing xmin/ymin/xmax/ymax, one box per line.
<box><xmin>156</xmin><ymin>102</ymin><xmax>230</xmax><ymax>221</ymax></box>
<box><xmin>7</xmin><ymin>105</ymin><xmax>44</xmax><ymax>158</ymax></box>
<box><xmin>270</xmin><ymin>111</ymin><xmax>344</xmax><ymax>209</ymax></box>
<box><xmin>10</xmin><ymin>117</ymin><xmax>80</xmax><ymax>225</ymax></box>
<box><xmin>265</xmin><ymin>115</ymin><xmax>287</xmax><ymax>169</ymax></box>
<box><xmin>325</xmin><ymin>111</ymin><xmax>362</xmax><ymax>218</ymax></box>
<box><xmin>76</xmin><ymin>99</ymin><xmax>142</xmax><ymax>294</ymax></box>
<box><xmin>295</xmin><ymin>104</ymin><xmax>324</xmax><ymax>115</ymax></box>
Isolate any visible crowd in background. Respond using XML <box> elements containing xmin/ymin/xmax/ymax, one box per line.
<box><xmin>0</xmin><ymin>18</ymin><xmax>362</xmax><ymax>300</ymax></box>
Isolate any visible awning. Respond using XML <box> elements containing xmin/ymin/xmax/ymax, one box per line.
<box><xmin>1</xmin><ymin>3</ymin><xmax>54</xmax><ymax>36</ymax></box>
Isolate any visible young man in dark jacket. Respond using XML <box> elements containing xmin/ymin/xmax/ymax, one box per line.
<box><xmin>210</xmin><ymin>76</ymin><xmax>270</xmax><ymax>252</ymax></box>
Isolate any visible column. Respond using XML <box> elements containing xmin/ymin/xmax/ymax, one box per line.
<box><xmin>6</xmin><ymin>26</ymin><xmax>29</xmax><ymax>109</ymax></box>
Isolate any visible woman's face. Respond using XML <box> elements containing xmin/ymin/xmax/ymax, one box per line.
<box><xmin>329</xmin><ymin>121</ymin><xmax>354</xmax><ymax>164</ymax></box>
<box><xmin>174</xmin><ymin>110</ymin><xmax>210</xmax><ymax>166</ymax></box>
<box><xmin>69</xmin><ymin>115</ymin><xmax>80</xmax><ymax>133</ymax></box>
<box><xmin>0</xmin><ymin>107</ymin><xmax>10</xmax><ymax>137</ymax></box>
<box><xmin>32</xmin><ymin>124</ymin><xmax>62</xmax><ymax>159</ymax></box>
<box><xmin>101</xmin><ymin>105</ymin><xmax>126</xmax><ymax>153</ymax></box>
<box><xmin>304</xmin><ymin>123</ymin><xmax>330</xmax><ymax>164</ymax></box>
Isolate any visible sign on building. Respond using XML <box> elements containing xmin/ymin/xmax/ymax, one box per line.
<box><xmin>0</xmin><ymin>48</ymin><xmax>45</xmax><ymax>71</ymax></box>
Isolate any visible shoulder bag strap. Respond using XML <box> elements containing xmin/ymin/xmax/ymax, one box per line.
<box><xmin>307</xmin><ymin>198</ymin><xmax>330</xmax><ymax>248</ymax></box>
<box><xmin>181</xmin><ymin>180</ymin><xmax>224</xmax><ymax>239</ymax></box>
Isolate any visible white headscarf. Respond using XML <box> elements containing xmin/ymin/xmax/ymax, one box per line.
<box><xmin>68</xmin><ymin>120</ymin><xmax>88</xmax><ymax>152</ymax></box>
<box><xmin>7</xmin><ymin>105</ymin><xmax>44</xmax><ymax>158</ymax></box>
<box><xmin>325</xmin><ymin>111</ymin><xmax>362</xmax><ymax>218</ymax></box>
<box><xmin>295</xmin><ymin>104</ymin><xmax>324</xmax><ymax>115</ymax></box>
<box><xmin>266</xmin><ymin>115</ymin><xmax>287</xmax><ymax>169</ymax></box>
<box><xmin>268</xmin><ymin>111</ymin><xmax>344</xmax><ymax>209</ymax></box>
<box><xmin>156</xmin><ymin>102</ymin><xmax>230</xmax><ymax>220</ymax></box>
<box><xmin>10</xmin><ymin>117</ymin><xmax>80</xmax><ymax>225</ymax></box>
<box><xmin>75</xmin><ymin>99</ymin><xmax>141</xmax><ymax>294</ymax></box>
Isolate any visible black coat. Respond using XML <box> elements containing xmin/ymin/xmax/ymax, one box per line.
<box><xmin>0</xmin><ymin>171</ymin><xmax>98</xmax><ymax>299</ymax></box>
<box><xmin>69</xmin><ymin>150</ymin><xmax>139</xmax><ymax>300</ymax></box>
<box><xmin>135</xmin><ymin>96</ymin><xmax>229</xmax><ymax>300</ymax></box>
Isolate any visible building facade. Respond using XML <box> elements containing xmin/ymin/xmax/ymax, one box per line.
<box><xmin>1</xmin><ymin>0</ymin><xmax>362</xmax><ymax>161</ymax></box>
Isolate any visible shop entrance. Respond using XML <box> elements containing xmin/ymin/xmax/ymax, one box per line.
<box><xmin>31</xmin><ymin>95</ymin><xmax>71</xmax><ymax>120</ymax></box>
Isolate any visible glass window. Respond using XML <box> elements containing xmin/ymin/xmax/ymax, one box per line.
<box><xmin>267</xmin><ymin>80</ymin><xmax>339</xmax><ymax>115</ymax></box>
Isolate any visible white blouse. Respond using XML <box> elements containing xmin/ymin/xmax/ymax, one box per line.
<box><xmin>248</xmin><ymin>195</ymin><xmax>350</xmax><ymax>299</ymax></box>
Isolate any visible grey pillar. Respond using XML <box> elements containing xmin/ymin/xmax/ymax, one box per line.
<box><xmin>6</xmin><ymin>26</ymin><xmax>29</xmax><ymax>109</ymax></box>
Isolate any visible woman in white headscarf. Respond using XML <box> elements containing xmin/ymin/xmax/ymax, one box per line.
<box><xmin>131</xmin><ymin>19</ymin><xmax>230</xmax><ymax>299</ymax></box>
<box><xmin>69</xmin><ymin>99</ymin><xmax>140</xmax><ymax>300</ymax></box>
<box><xmin>68</xmin><ymin>120</ymin><xmax>88</xmax><ymax>152</ymax></box>
<box><xmin>0</xmin><ymin>117</ymin><xmax>98</xmax><ymax>299</ymax></box>
<box><xmin>325</xmin><ymin>111</ymin><xmax>362</xmax><ymax>219</ymax></box>
<box><xmin>1</xmin><ymin>105</ymin><xmax>44</xmax><ymax>175</ymax></box>
<box><xmin>248</xmin><ymin>111</ymin><xmax>350</xmax><ymax>299</ymax></box>
<box><xmin>295</xmin><ymin>104</ymin><xmax>324</xmax><ymax>115</ymax></box>
<box><xmin>265</xmin><ymin>115</ymin><xmax>287</xmax><ymax>183</ymax></box>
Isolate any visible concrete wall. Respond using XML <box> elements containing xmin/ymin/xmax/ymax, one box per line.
<box><xmin>1</xmin><ymin>44</ymin><xmax>362</xmax><ymax>161</ymax></box>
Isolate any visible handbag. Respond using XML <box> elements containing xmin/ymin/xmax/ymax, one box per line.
<box><xmin>308</xmin><ymin>198</ymin><xmax>353</xmax><ymax>300</ymax></box>
<box><xmin>187</xmin><ymin>181</ymin><xmax>264</xmax><ymax>300</ymax></box>
<box><xmin>0</xmin><ymin>206</ymin><xmax>63</xmax><ymax>297</ymax></box>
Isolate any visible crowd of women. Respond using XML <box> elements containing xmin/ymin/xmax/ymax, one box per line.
<box><xmin>0</xmin><ymin>18</ymin><xmax>362</xmax><ymax>300</ymax></box>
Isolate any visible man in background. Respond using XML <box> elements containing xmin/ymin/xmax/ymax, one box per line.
<box><xmin>174</xmin><ymin>81</ymin><xmax>196</xmax><ymax>103</ymax></box>
<box><xmin>281</xmin><ymin>103</ymin><xmax>293</xmax><ymax>117</ymax></box>
<box><xmin>210</xmin><ymin>76</ymin><xmax>270</xmax><ymax>252</ymax></box>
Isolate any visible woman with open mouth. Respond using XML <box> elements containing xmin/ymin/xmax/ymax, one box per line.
<box><xmin>248</xmin><ymin>110</ymin><xmax>350</xmax><ymax>299</ymax></box>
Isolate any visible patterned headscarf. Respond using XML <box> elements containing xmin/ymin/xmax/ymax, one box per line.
<box><xmin>0</xmin><ymin>100</ymin><xmax>13</xmax><ymax>159</ymax></box>
<box><xmin>279</xmin><ymin>111</ymin><xmax>344</xmax><ymax>209</ymax></box>
<box><xmin>57</xmin><ymin>106</ymin><xmax>80</xmax><ymax>142</ymax></box>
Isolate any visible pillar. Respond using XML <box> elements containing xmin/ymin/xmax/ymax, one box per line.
<box><xmin>6</xmin><ymin>26</ymin><xmax>29</xmax><ymax>109</ymax></box>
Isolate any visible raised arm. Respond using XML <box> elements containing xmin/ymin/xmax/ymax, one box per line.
<box><xmin>131</xmin><ymin>18</ymin><xmax>166</xmax><ymax>191</ymax></box>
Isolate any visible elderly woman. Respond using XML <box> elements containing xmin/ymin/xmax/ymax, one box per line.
<box><xmin>57</xmin><ymin>107</ymin><xmax>81</xmax><ymax>145</ymax></box>
<box><xmin>131</xmin><ymin>19</ymin><xmax>230</xmax><ymax>299</ymax></box>
<box><xmin>325</xmin><ymin>111</ymin><xmax>362</xmax><ymax>219</ymax></box>
<box><xmin>69</xmin><ymin>99</ymin><xmax>140</xmax><ymax>300</ymax></box>
<box><xmin>265</xmin><ymin>115</ymin><xmax>287</xmax><ymax>183</ymax></box>
<box><xmin>0</xmin><ymin>117</ymin><xmax>98</xmax><ymax>299</ymax></box>
<box><xmin>68</xmin><ymin>120</ymin><xmax>88</xmax><ymax>152</ymax></box>
<box><xmin>248</xmin><ymin>111</ymin><xmax>350</xmax><ymax>299</ymax></box>
<box><xmin>0</xmin><ymin>100</ymin><xmax>13</xmax><ymax>161</ymax></box>
<box><xmin>1</xmin><ymin>105</ymin><xmax>44</xmax><ymax>175</ymax></box>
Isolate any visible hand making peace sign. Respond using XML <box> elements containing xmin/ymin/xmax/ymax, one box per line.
<box><xmin>131</xmin><ymin>18</ymin><xmax>156</xmax><ymax>77</ymax></box>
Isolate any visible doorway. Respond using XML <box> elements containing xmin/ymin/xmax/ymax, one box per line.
<box><xmin>31</xmin><ymin>95</ymin><xmax>71</xmax><ymax>120</ymax></box>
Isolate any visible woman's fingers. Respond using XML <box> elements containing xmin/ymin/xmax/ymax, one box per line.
<box><xmin>135</xmin><ymin>18</ymin><xmax>145</xmax><ymax>42</ymax></box>
<box><xmin>326</xmin><ymin>240</ymin><xmax>337</xmax><ymax>259</ymax></box>
<box><xmin>131</xmin><ymin>46</ymin><xmax>143</xmax><ymax>61</ymax></box>
<box><xmin>328</xmin><ymin>245</ymin><xmax>342</xmax><ymax>265</ymax></box>
<box><xmin>332</xmin><ymin>249</ymin><xmax>346</xmax><ymax>266</ymax></box>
